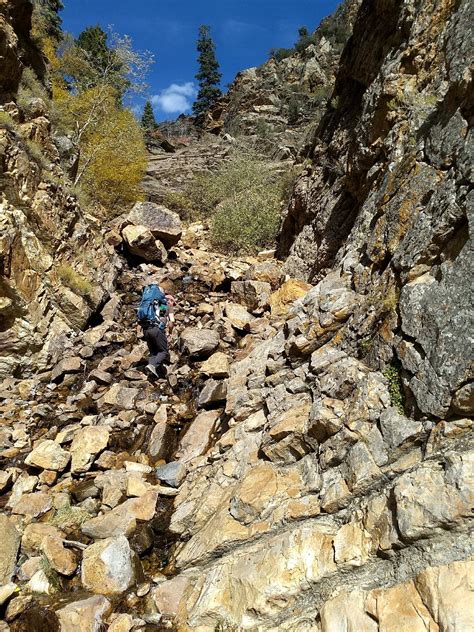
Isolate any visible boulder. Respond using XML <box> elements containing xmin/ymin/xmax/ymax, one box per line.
<box><xmin>25</xmin><ymin>440</ymin><xmax>70</xmax><ymax>471</ymax></box>
<box><xmin>198</xmin><ymin>379</ymin><xmax>227</xmax><ymax>409</ymax></box>
<box><xmin>379</xmin><ymin>408</ymin><xmax>423</xmax><ymax>448</ymax></box>
<box><xmin>245</xmin><ymin>260</ymin><xmax>284</xmax><ymax>289</ymax></box>
<box><xmin>180</xmin><ymin>327</ymin><xmax>220</xmax><ymax>358</ymax></box>
<box><xmin>122</xmin><ymin>224</ymin><xmax>167</xmax><ymax>262</ymax></box>
<box><xmin>155</xmin><ymin>462</ymin><xmax>188</xmax><ymax>488</ymax></box>
<box><xmin>175</xmin><ymin>410</ymin><xmax>220</xmax><ymax>462</ymax></box>
<box><xmin>127</xmin><ymin>201</ymin><xmax>182</xmax><ymax>247</ymax></box>
<box><xmin>224</xmin><ymin>303</ymin><xmax>255</xmax><ymax>330</ymax></box>
<box><xmin>148</xmin><ymin>420</ymin><xmax>174</xmax><ymax>462</ymax></box>
<box><xmin>152</xmin><ymin>576</ymin><xmax>190</xmax><ymax>616</ymax></box>
<box><xmin>11</xmin><ymin>492</ymin><xmax>52</xmax><ymax>518</ymax></box>
<box><xmin>51</xmin><ymin>356</ymin><xmax>82</xmax><ymax>383</ymax></box>
<box><xmin>0</xmin><ymin>515</ymin><xmax>20</xmax><ymax>584</ymax></box>
<box><xmin>42</xmin><ymin>535</ymin><xmax>77</xmax><ymax>576</ymax></box>
<box><xmin>97</xmin><ymin>384</ymin><xmax>139</xmax><ymax>411</ymax></box>
<box><xmin>200</xmin><ymin>352</ymin><xmax>230</xmax><ymax>378</ymax></box>
<box><xmin>70</xmin><ymin>426</ymin><xmax>110</xmax><ymax>474</ymax></box>
<box><xmin>231</xmin><ymin>280</ymin><xmax>272</xmax><ymax>311</ymax></box>
<box><xmin>269</xmin><ymin>279</ymin><xmax>312</xmax><ymax>318</ymax></box>
<box><xmin>21</xmin><ymin>523</ymin><xmax>64</xmax><ymax>556</ymax></box>
<box><xmin>82</xmin><ymin>490</ymin><xmax>158</xmax><ymax>539</ymax></box>
<box><xmin>81</xmin><ymin>535</ymin><xmax>137</xmax><ymax>595</ymax></box>
<box><xmin>56</xmin><ymin>595</ymin><xmax>112</xmax><ymax>632</ymax></box>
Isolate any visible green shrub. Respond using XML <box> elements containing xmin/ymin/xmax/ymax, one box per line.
<box><xmin>210</xmin><ymin>183</ymin><xmax>281</xmax><ymax>254</ymax></box>
<box><xmin>255</xmin><ymin>119</ymin><xmax>274</xmax><ymax>139</ymax></box>
<box><xmin>383</xmin><ymin>363</ymin><xmax>404</xmax><ymax>414</ymax></box>
<box><xmin>0</xmin><ymin>111</ymin><xmax>16</xmax><ymax>131</ymax></box>
<box><xmin>24</xmin><ymin>140</ymin><xmax>51</xmax><ymax>171</ymax></box>
<box><xmin>269</xmin><ymin>47</ymin><xmax>294</xmax><ymax>62</ymax></box>
<box><xmin>166</xmin><ymin>148</ymin><xmax>272</xmax><ymax>218</ymax></box>
<box><xmin>17</xmin><ymin>67</ymin><xmax>50</xmax><ymax>113</ymax></box>
<box><xmin>57</xmin><ymin>263</ymin><xmax>94</xmax><ymax>297</ymax></box>
<box><xmin>165</xmin><ymin>146</ymin><xmax>290</xmax><ymax>254</ymax></box>
<box><xmin>313</xmin><ymin>85</ymin><xmax>331</xmax><ymax>106</ymax></box>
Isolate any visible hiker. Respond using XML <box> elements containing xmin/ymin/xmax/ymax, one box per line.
<box><xmin>137</xmin><ymin>282</ymin><xmax>175</xmax><ymax>378</ymax></box>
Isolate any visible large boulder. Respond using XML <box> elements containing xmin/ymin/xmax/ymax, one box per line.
<box><xmin>122</xmin><ymin>224</ymin><xmax>167</xmax><ymax>262</ymax></box>
<box><xmin>81</xmin><ymin>536</ymin><xmax>137</xmax><ymax>595</ymax></box>
<box><xmin>70</xmin><ymin>427</ymin><xmax>110</xmax><ymax>474</ymax></box>
<box><xmin>175</xmin><ymin>410</ymin><xmax>220</xmax><ymax>462</ymax></box>
<box><xmin>56</xmin><ymin>595</ymin><xmax>112</xmax><ymax>632</ymax></box>
<box><xmin>127</xmin><ymin>202</ymin><xmax>182</xmax><ymax>247</ymax></box>
<box><xmin>25</xmin><ymin>440</ymin><xmax>70</xmax><ymax>471</ymax></box>
<box><xmin>180</xmin><ymin>327</ymin><xmax>220</xmax><ymax>358</ymax></box>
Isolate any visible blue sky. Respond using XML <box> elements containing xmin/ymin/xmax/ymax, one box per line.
<box><xmin>61</xmin><ymin>0</ymin><xmax>341</xmax><ymax>121</ymax></box>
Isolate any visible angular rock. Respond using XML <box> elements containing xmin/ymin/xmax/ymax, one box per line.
<box><xmin>56</xmin><ymin>595</ymin><xmax>112</xmax><ymax>632</ymax></box>
<box><xmin>51</xmin><ymin>357</ymin><xmax>82</xmax><ymax>383</ymax></box>
<box><xmin>21</xmin><ymin>523</ymin><xmax>64</xmax><ymax>555</ymax></box>
<box><xmin>88</xmin><ymin>369</ymin><xmax>113</xmax><ymax>385</ymax></box>
<box><xmin>98</xmin><ymin>384</ymin><xmax>139</xmax><ymax>410</ymax></box>
<box><xmin>269</xmin><ymin>279</ymin><xmax>312</xmax><ymax>318</ymax></box>
<box><xmin>231</xmin><ymin>280</ymin><xmax>272</xmax><ymax>311</ymax></box>
<box><xmin>82</xmin><ymin>490</ymin><xmax>158</xmax><ymax>539</ymax></box>
<box><xmin>127</xmin><ymin>201</ymin><xmax>182</xmax><ymax>247</ymax></box>
<box><xmin>81</xmin><ymin>535</ymin><xmax>137</xmax><ymax>595</ymax></box>
<box><xmin>197</xmin><ymin>379</ymin><xmax>227</xmax><ymax>409</ymax></box>
<box><xmin>180</xmin><ymin>327</ymin><xmax>220</xmax><ymax>358</ymax></box>
<box><xmin>42</xmin><ymin>535</ymin><xmax>77</xmax><ymax>576</ymax></box>
<box><xmin>0</xmin><ymin>583</ymin><xmax>17</xmax><ymax>607</ymax></box>
<box><xmin>379</xmin><ymin>407</ymin><xmax>423</xmax><ymax>449</ymax></box>
<box><xmin>244</xmin><ymin>260</ymin><xmax>283</xmax><ymax>289</ymax></box>
<box><xmin>152</xmin><ymin>576</ymin><xmax>190</xmax><ymax>616</ymax></box>
<box><xmin>155</xmin><ymin>462</ymin><xmax>188</xmax><ymax>488</ymax></box>
<box><xmin>175</xmin><ymin>410</ymin><xmax>220</xmax><ymax>462</ymax></box>
<box><xmin>11</xmin><ymin>492</ymin><xmax>52</xmax><ymax>517</ymax></box>
<box><xmin>25</xmin><ymin>440</ymin><xmax>70</xmax><ymax>471</ymax></box>
<box><xmin>122</xmin><ymin>224</ymin><xmax>167</xmax><ymax>262</ymax></box>
<box><xmin>148</xmin><ymin>420</ymin><xmax>174</xmax><ymax>462</ymax></box>
<box><xmin>0</xmin><ymin>515</ymin><xmax>20</xmax><ymax>584</ymax></box>
<box><xmin>224</xmin><ymin>302</ymin><xmax>255</xmax><ymax>330</ymax></box>
<box><xmin>70</xmin><ymin>426</ymin><xmax>110</xmax><ymax>474</ymax></box>
<box><xmin>200</xmin><ymin>352</ymin><xmax>230</xmax><ymax>378</ymax></box>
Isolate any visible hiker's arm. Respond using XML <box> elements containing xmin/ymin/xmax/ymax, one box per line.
<box><xmin>168</xmin><ymin>311</ymin><xmax>175</xmax><ymax>334</ymax></box>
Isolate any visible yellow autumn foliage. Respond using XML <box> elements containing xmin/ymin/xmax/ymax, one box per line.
<box><xmin>81</xmin><ymin>107</ymin><xmax>147</xmax><ymax>208</ymax></box>
<box><xmin>54</xmin><ymin>84</ymin><xmax>147</xmax><ymax>210</ymax></box>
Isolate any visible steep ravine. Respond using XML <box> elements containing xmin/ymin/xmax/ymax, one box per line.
<box><xmin>1</xmin><ymin>0</ymin><xmax>473</xmax><ymax>631</ymax></box>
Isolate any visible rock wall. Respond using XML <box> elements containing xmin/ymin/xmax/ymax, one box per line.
<box><xmin>278</xmin><ymin>0</ymin><xmax>473</xmax><ymax>420</ymax></box>
<box><xmin>0</xmin><ymin>0</ymin><xmax>120</xmax><ymax>378</ymax></box>
<box><xmin>201</xmin><ymin>0</ymin><xmax>362</xmax><ymax>154</ymax></box>
<box><xmin>157</xmin><ymin>0</ymin><xmax>473</xmax><ymax>629</ymax></box>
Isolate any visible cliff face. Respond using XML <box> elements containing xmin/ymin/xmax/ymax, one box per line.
<box><xmin>278</xmin><ymin>0</ymin><xmax>473</xmax><ymax>420</ymax></box>
<box><xmin>202</xmin><ymin>0</ymin><xmax>362</xmax><ymax>154</ymax></box>
<box><xmin>160</xmin><ymin>0</ymin><xmax>473</xmax><ymax>628</ymax></box>
<box><xmin>0</xmin><ymin>0</ymin><xmax>119</xmax><ymax>378</ymax></box>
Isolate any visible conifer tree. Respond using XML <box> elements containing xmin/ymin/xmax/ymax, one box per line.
<box><xmin>141</xmin><ymin>100</ymin><xmax>157</xmax><ymax>131</ymax></box>
<box><xmin>193</xmin><ymin>25</ymin><xmax>222</xmax><ymax>118</ymax></box>
<box><xmin>32</xmin><ymin>0</ymin><xmax>64</xmax><ymax>45</ymax></box>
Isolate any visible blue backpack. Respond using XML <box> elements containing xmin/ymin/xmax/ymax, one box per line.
<box><xmin>137</xmin><ymin>284</ymin><xmax>167</xmax><ymax>328</ymax></box>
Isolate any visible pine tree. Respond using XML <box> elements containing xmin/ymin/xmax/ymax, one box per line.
<box><xmin>193</xmin><ymin>25</ymin><xmax>222</xmax><ymax>118</ymax></box>
<box><xmin>32</xmin><ymin>0</ymin><xmax>64</xmax><ymax>45</ymax></box>
<box><xmin>75</xmin><ymin>26</ymin><xmax>128</xmax><ymax>96</ymax></box>
<box><xmin>141</xmin><ymin>100</ymin><xmax>157</xmax><ymax>131</ymax></box>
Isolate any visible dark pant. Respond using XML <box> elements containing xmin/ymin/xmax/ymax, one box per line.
<box><xmin>143</xmin><ymin>326</ymin><xmax>169</xmax><ymax>369</ymax></box>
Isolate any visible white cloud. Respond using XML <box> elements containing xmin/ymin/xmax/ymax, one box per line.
<box><xmin>151</xmin><ymin>82</ymin><xmax>197</xmax><ymax>114</ymax></box>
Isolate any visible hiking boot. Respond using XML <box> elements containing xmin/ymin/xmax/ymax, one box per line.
<box><xmin>145</xmin><ymin>364</ymin><xmax>159</xmax><ymax>378</ymax></box>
